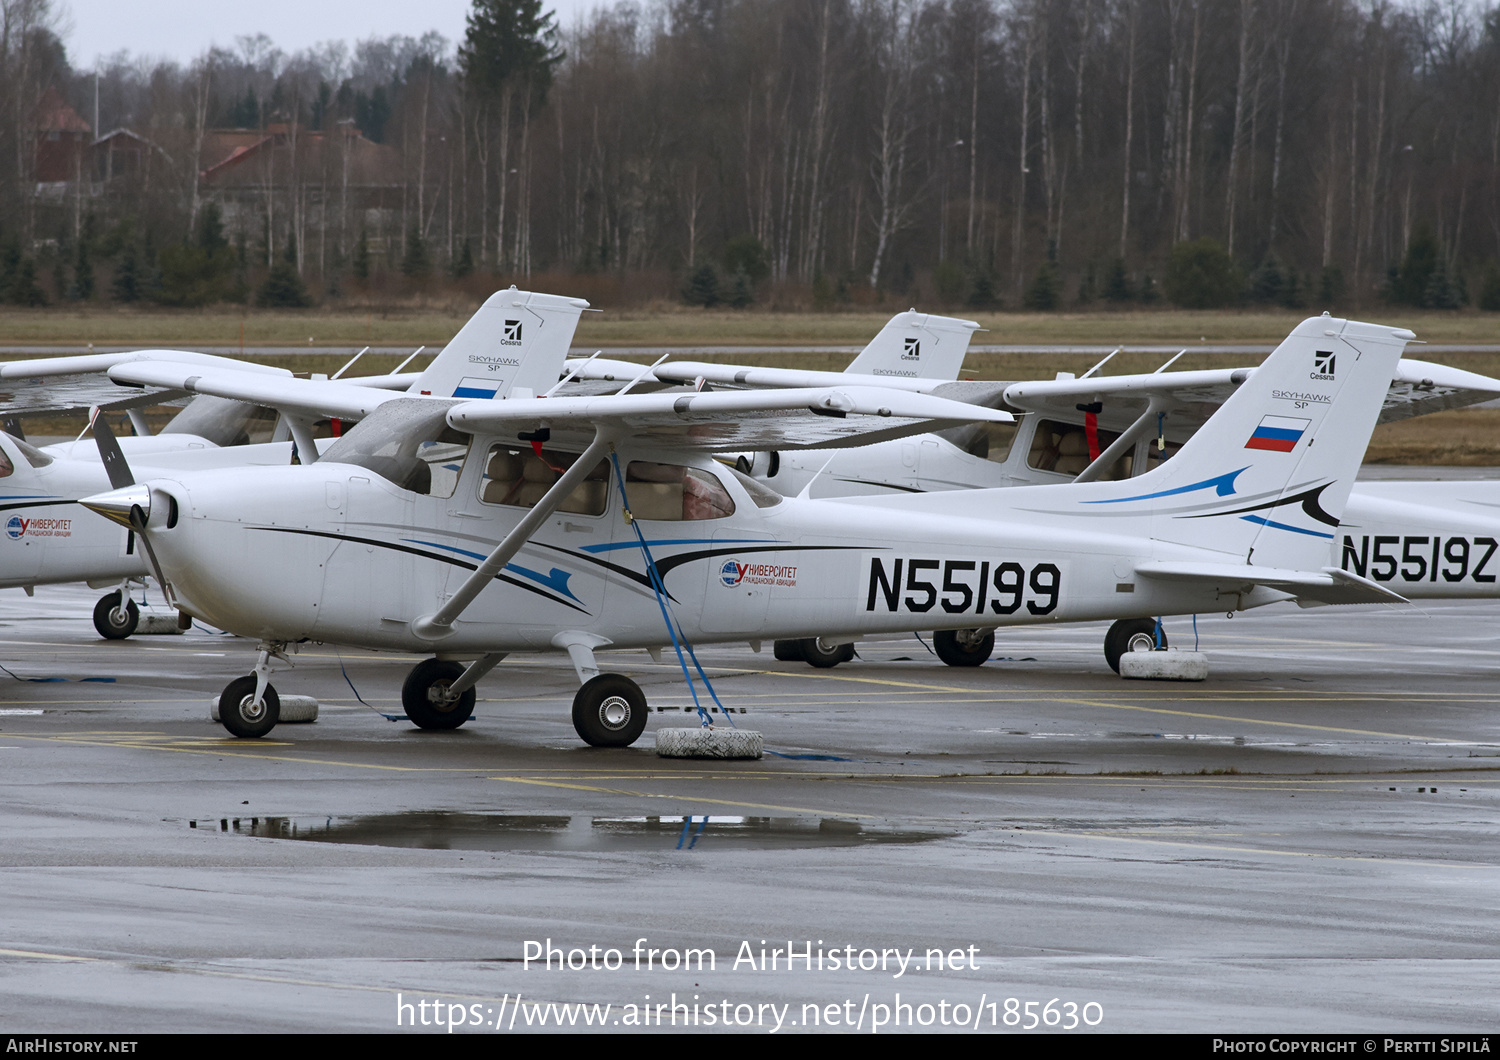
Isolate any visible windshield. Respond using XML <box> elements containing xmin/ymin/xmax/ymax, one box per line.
<box><xmin>320</xmin><ymin>398</ymin><xmax>470</xmax><ymax>496</ymax></box>
<box><xmin>3</xmin><ymin>432</ymin><xmax>52</xmax><ymax>468</ymax></box>
<box><xmin>161</xmin><ymin>396</ymin><xmax>279</xmax><ymax>446</ymax></box>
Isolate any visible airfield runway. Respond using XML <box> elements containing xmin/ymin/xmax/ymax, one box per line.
<box><xmin>0</xmin><ymin>584</ymin><xmax>1496</xmax><ymax>1033</ymax></box>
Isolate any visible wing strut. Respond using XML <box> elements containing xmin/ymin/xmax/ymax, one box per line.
<box><xmin>410</xmin><ymin>428</ymin><xmax>615</xmax><ymax>640</ymax></box>
<box><xmin>1072</xmin><ymin>395</ymin><xmax>1171</xmax><ymax>484</ymax></box>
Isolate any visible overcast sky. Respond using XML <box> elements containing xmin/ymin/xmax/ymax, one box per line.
<box><xmin>57</xmin><ymin>0</ymin><xmax>599</xmax><ymax>68</ymax></box>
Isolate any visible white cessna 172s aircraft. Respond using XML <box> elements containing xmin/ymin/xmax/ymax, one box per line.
<box><xmin>573</xmin><ymin>320</ymin><xmax>1500</xmax><ymax>671</ymax></box>
<box><xmin>78</xmin><ymin>307</ymin><xmax>1410</xmax><ymax>749</ymax></box>
<box><xmin>0</xmin><ymin>286</ymin><xmax>596</xmax><ymax>637</ymax></box>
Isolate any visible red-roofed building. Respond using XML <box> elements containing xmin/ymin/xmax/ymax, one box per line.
<box><xmin>32</xmin><ymin>87</ymin><xmax>90</xmax><ymax>186</ymax></box>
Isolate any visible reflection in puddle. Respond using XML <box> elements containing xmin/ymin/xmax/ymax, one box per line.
<box><xmin>204</xmin><ymin>813</ymin><xmax>948</xmax><ymax>851</ymax></box>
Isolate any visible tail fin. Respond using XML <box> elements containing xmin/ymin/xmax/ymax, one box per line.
<box><xmin>408</xmin><ymin>287</ymin><xmax>589</xmax><ymax>400</ymax></box>
<box><xmin>1072</xmin><ymin>316</ymin><xmax>1412</xmax><ymax>568</ymax></box>
<box><xmin>844</xmin><ymin>311</ymin><xmax>979</xmax><ymax>380</ymax></box>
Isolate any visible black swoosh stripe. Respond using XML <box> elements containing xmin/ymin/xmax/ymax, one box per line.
<box><xmin>253</xmin><ymin>527</ymin><xmax>590</xmax><ymax>615</ymax></box>
<box><xmin>1182</xmin><ymin>482</ymin><xmax>1339</xmax><ymax>527</ymax></box>
<box><xmin>0</xmin><ymin>499</ymin><xmax>75</xmax><ymax>513</ymax></box>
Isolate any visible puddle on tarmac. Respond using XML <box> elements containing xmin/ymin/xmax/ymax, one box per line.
<box><xmin>203</xmin><ymin>812</ymin><xmax>949</xmax><ymax>851</ymax></box>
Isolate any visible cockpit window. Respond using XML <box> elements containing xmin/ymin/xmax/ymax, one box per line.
<box><xmin>320</xmin><ymin>398</ymin><xmax>471</xmax><ymax>497</ymax></box>
<box><xmin>727</xmin><ymin>465</ymin><xmax>783</xmax><ymax>508</ymax></box>
<box><xmin>4</xmin><ymin>432</ymin><xmax>51</xmax><ymax>468</ymax></box>
<box><xmin>625</xmin><ymin>461</ymin><xmax>735</xmax><ymax>520</ymax></box>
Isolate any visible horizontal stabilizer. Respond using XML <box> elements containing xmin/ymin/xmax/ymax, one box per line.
<box><xmin>1135</xmin><ymin>560</ymin><xmax>1408</xmax><ymax>605</ymax></box>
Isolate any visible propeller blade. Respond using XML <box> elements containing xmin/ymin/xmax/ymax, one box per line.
<box><xmin>89</xmin><ymin>409</ymin><xmax>136</xmax><ymax>490</ymax></box>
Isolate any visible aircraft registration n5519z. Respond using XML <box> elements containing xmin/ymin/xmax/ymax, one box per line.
<box><xmin>81</xmin><ymin>311</ymin><xmax>1409</xmax><ymax>749</ymax></box>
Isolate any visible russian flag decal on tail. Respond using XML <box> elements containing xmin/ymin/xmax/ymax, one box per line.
<box><xmin>452</xmin><ymin>376</ymin><xmax>500</xmax><ymax>399</ymax></box>
<box><xmin>1245</xmin><ymin>414</ymin><xmax>1310</xmax><ymax>452</ymax></box>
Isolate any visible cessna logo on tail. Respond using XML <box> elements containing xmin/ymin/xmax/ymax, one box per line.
<box><xmin>902</xmin><ymin>338</ymin><xmax>920</xmax><ymax>360</ymax></box>
<box><xmin>502</xmin><ymin>319</ymin><xmax>523</xmax><ymax>345</ymax></box>
<box><xmin>1312</xmin><ymin>350</ymin><xmax>1336</xmax><ymax>380</ymax></box>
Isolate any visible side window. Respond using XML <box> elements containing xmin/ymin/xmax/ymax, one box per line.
<box><xmin>479</xmin><ymin>446</ymin><xmax>609</xmax><ymax>516</ymax></box>
<box><xmin>0</xmin><ymin>445</ymin><xmax>12</xmax><ymax>479</ymax></box>
<box><xmin>626</xmin><ymin>462</ymin><xmax>735</xmax><ymax>521</ymax></box>
<box><xmin>1027</xmin><ymin>418</ymin><xmax>1130</xmax><ymax>480</ymax></box>
<box><xmin>419</xmin><ymin>438</ymin><xmax>471</xmax><ymax>499</ymax></box>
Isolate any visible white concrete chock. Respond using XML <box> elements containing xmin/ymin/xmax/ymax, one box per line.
<box><xmin>655</xmin><ymin>727</ymin><xmax>763</xmax><ymax>759</ymax></box>
<box><xmin>136</xmin><ymin>613</ymin><xmax>185</xmax><ymax>635</ymax></box>
<box><xmin>1119</xmin><ymin>650</ymin><xmax>1209</xmax><ymax>682</ymax></box>
<box><xmin>211</xmin><ymin>694</ymin><xmax>320</xmax><ymax>723</ymax></box>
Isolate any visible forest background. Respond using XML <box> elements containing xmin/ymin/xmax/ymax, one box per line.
<box><xmin>1</xmin><ymin>0</ymin><xmax>1499</xmax><ymax>319</ymax></box>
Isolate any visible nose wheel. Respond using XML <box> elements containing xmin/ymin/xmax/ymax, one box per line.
<box><xmin>572</xmin><ymin>673</ymin><xmax>648</xmax><ymax>747</ymax></box>
<box><xmin>219</xmin><ymin>675</ymin><xmax>281</xmax><ymax>738</ymax></box>
<box><xmin>93</xmin><ymin>591</ymin><xmax>139</xmax><ymax>640</ymax></box>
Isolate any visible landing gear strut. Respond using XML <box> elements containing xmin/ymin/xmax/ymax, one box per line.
<box><xmin>933</xmin><ymin>628</ymin><xmax>994</xmax><ymax>667</ymax></box>
<box><xmin>219</xmin><ymin>643</ymin><xmax>287</xmax><ymax>738</ymax></box>
<box><xmin>1104</xmin><ymin>618</ymin><xmax>1166</xmax><ymax>674</ymax></box>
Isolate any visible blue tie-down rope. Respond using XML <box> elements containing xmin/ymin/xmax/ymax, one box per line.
<box><xmin>338</xmin><ymin>651</ymin><xmax>403</xmax><ymax>721</ymax></box>
<box><xmin>608</xmin><ymin>454</ymin><xmax>735</xmax><ymax>731</ymax></box>
<box><xmin>0</xmin><ymin>662</ymin><xmax>113</xmax><ymax>683</ymax></box>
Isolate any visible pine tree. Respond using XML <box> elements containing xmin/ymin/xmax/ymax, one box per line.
<box><xmin>1023</xmin><ymin>261</ymin><xmax>1060</xmax><ymax>310</ymax></box>
<box><xmin>258</xmin><ymin>237</ymin><xmax>311</xmax><ymax>308</ymax></box>
<box><xmin>401</xmin><ymin>224</ymin><xmax>431</xmax><ymax>278</ymax></box>
<box><xmin>1104</xmin><ymin>258</ymin><xmax>1135</xmax><ymax>302</ymax></box>
<box><xmin>683</xmin><ymin>265</ymin><xmax>719</xmax><ymax>307</ymax></box>
<box><xmin>449</xmin><ymin>238</ymin><xmax>474</xmax><ymax>279</ymax></box>
<box><xmin>112</xmin><ymin>243</ymin><xmax>140</xmax><ymax>303</ymax></box>
<box><xmin>352</xmin><ymin>230</ymin><xmax>371</xmax><ymax>280</ymax></box>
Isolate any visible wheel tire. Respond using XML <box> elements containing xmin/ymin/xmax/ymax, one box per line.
<box><xmin>933</xmin><ymin>627</ymin><xmax>995</xmax><ymax>667</ymax></box>
<box><xmin>772</xmin><ymin>639</ymin><xmax>806</xmax><ymax>662</ymax></box>
<box><xmin>219</xmin><ymin>675</ymin><xmax>280</xmax><ymax>738</ymax></box>
<box><xmin>1104</xmin><ymin>618</ymin><xmax>1167</xmax><ymax>674</ymax></box>
<box><xmin>93</xmin><ymin>592</ymin><xmax>139</xmax><ymax>640</ymax></box>
<box><xmin>572</xmin><ymin>673</ymin><xmax>648</xmax><ymax>748</ymax></box>
<box><xmin>801</xmin><ymin>637</ymin><xmax>854</xmax><ymax>669</ymax></box>
<box><xmin>401</xmin><ymin>658</ymin><xmax>476</xmax><ymax>730</ymax></box>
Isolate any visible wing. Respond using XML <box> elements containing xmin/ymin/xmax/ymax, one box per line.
<box><xmin>446</xmin><ymin>385</ymin><xmax>1013</xmax><ymax>452</ymax></box>
<box><xmin>106</xmin><ymin>361</ymin><xmax>405</xmax><ymax>422</ymax></box>
<box><xmin>1003</xmin><ymin>357</ymin><xmax>1500</xmax><ymax>434</ymax></box>
<box><xmin>563</xmin><ymin>357</ymin><xmax>952</xmax><ymax>394</ymax></box>
<box><xmin>0</xmin><ymin>349</ymin><xmax>291</xmax><ymax>416</ymax></box>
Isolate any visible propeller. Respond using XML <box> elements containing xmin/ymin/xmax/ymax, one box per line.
<box><xmin>82</xmin><ymin>410</ymin><xmax>175</xmax><ymax>605</ymax></box>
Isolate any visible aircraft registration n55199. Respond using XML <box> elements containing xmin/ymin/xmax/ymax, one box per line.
<box><xmin>80</xmin><ymin>312</ymin><xmax>1409</xmax><ymax>749</ymax></box>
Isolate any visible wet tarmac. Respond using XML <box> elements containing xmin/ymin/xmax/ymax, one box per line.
<box><xmin>1</xmin><ymin>584</ymin><xmax>1497</xmax><ymax>1032</ymax></box>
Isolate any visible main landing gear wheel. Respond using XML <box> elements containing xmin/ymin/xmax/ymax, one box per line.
<box><xmin>219</xmin><ymin>675</ymin><xmax>280</xmax><ymax>738</ymax></box>
<box><xmin>801</xmin><ymin>638</ymin><xmax>855</xmax><ymax>669</ymax></box>
<box><xmin>1104</xmin><ymin>618</ymin><xmax>1166</xmax><ymax>674</ymax></box>
<box><xmin>572</xmin><ymin>673</ymin><xmax>648</xmax><ymax>748</ymax></box>
<box><xmin>93</xmin><ymin>592</ymin><xmax>139</xmax><ymax>640</ymax></box>
<box><xmin>772</xmin><ymin>639</ymin><xmax>805</xmax><ymax>662</ymax></box>
<box><xmin>402</xmin><ymin>659</ymin><xmax>476</xmax><ymax>730</ymax></box>
<box><xmin>933</xmin><ymin>628</ymin><xmax>994</xmax><ymax>667</ymax></box>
